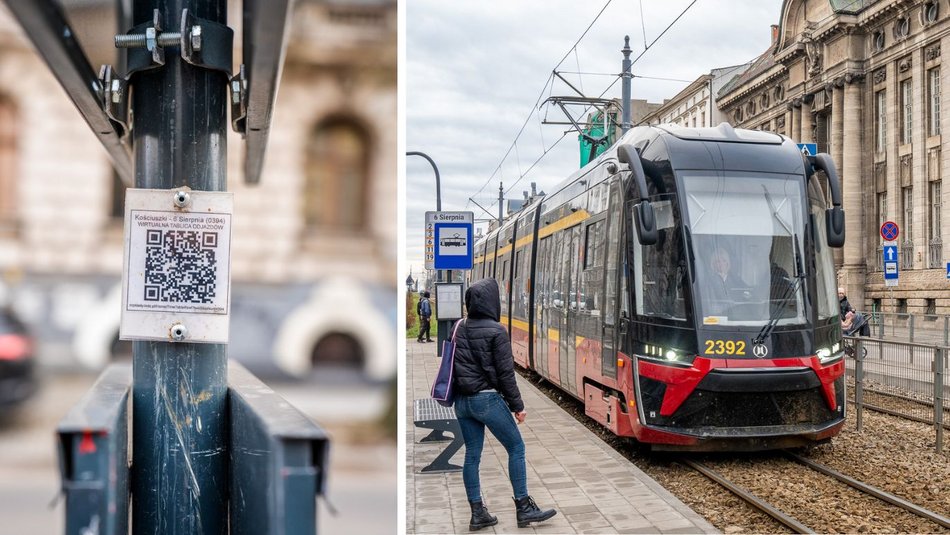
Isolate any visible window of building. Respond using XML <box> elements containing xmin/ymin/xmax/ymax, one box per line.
<box><xmin>876</xmin><ymin>90</ymin><xmax>887</xmax><ymax>152</ymax></box>
<box><xmin>0</xmin><ymin>96</ymin><xmax>16</xmax><ymax>234</ymax></box>
<box><xmin>894</xmin><ymin>17</ymin><xmax>910</xmax><ymax>40</ymax></box>
<box><xmin>928</xmin><ymin>67</ymin><xmax>941</xmax><ymax>137</ymax></box>
<box><xmin>924</xmin><ymin>2</ymin><xmax>939</xmax><ymax>25</ymax></box>
<box><xmin>878</xmin><ymin>192</ymin><xmax>888</xmax><ymax>229</ymax></box>
<box><xmin>930</xmin><ymin>180</ymin><xmax>942</xmax><ymax>268</ymax></box>
<box><xmin>873</xmin><ymin>31</ymin><xmax>886</xmax><ymax>52</ymax></box>
<box><xmin>926</xmin><ymin>298</ymin><xmax>936</xmax><ymax>316</ymax></box>
<box><xmin>900</xmin><ymin>79</ymin><xmax>913</xmax><ymax>145</ymax></box>
<box><xmin>304</xmin><ymin>118</ymin><xmax>370</xmax><ymax>232</ymax></box>
<box><xmin>897</xmin><ymin>298</ymin><xmax>907</xmax><ymax>314</ymax></box>
<box><xmin>903</xmin><ymin>186</ymin><xmax>913</xmax><ymax>241</ymax></box>
<box><xmin>701</xmin><ymin>111</ymin><xmax>706</xmax><ymax>127</ymax></box>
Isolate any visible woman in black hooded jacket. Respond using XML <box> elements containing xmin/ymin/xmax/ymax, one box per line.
<box><xmin>452</xmin><ymin>278</ymin><xmax>556</xmax><ymax>530</ymax></box>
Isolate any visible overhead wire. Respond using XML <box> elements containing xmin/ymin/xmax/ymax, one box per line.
<box><xmin>500</xmin><ymin>0</ymin><xmax>701</xmax><ymax>197</ymax></box>
<box><xmin>472</xmin><ymin>0</ymin><xmax>615</xmax><ymax>200</ymax></box>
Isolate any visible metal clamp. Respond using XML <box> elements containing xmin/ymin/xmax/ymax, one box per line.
<box><xmin>97</xmin><ymin>65</ymin><xmax>129</xmax><ymax>139</ymax></box>
<box><xmin>230</xmin><ymin>64</ymin><xmax>247</xmax><ymax>134</ymax></box>
<box><xmin>115</xmin><ymin>9</ymin><xmax>233</xmax><ymax>79</ymax></box>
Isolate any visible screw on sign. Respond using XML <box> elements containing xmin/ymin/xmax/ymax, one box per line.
<box><xmin>880</xmin><ymin>221</ymin><xmax>900</xmax><ymax>242</ymax></box>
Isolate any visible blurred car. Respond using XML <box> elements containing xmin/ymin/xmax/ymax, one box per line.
<box><xmin>0</xmin><ymin>308</ymin><xmax>36</xmax><ymax>409</ymax></box>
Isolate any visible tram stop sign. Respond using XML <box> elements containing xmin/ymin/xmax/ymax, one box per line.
<box><xmin>425</xmin><ymin>211</ymin><xmax>474</xmax><ymax>270</ymax></box>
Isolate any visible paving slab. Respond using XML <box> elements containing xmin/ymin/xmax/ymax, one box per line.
<box><xmin>407</xmin><ymin>340</ymin><xmax>720</xmax><ymax>534</ymax></box>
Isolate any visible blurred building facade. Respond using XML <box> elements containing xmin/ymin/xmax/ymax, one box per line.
<box><xmin>0</xmin><ymin>0</ymin><xmax>396</xmax><ymax>379</ymax></box>
<box><xmin>716</xmin><ymin>0</ymin><xmax>949</xmax><ymax>315</ymax></box>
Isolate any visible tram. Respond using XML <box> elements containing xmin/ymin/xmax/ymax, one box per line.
<box><xmin>470</xmin><ymin>123</ymin><xmax>847</xmax><ymax>451</ymax></box>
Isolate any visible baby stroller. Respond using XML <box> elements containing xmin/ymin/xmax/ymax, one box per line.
<box><xmin>843</xmin><ymin>311</ymin><xmax>870</xmax><ymax>358</ymax></box>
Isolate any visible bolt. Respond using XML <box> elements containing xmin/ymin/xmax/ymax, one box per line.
<box><xmin>190</xmin><ymin>25</ymin><xmax>202</xmax><ymax>51</ymax></box>
<box><xmin>115</xmin><ymin>31</ymin><xmax>181</xmax><ymax>49</ymax></box>
<box><xmin>170</xmin><ymin>323</ymin><xmax>188</xmax><ymax>342</ymax></box>
<box><xmin>173</xmin><ymin>190</ymin><xmax>191</xmax><ymax>208</ymax></box>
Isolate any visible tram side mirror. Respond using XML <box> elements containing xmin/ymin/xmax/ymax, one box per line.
<box><xmin>635</xmin><ymin>201</ymin><xmax>658</xmax><ymax>245</ymax></box>
<box><xmin>826</xmin><ymin>207</ymin><xmax>845</xmax><ymax>248</ymax></box>
<box><xmin>618</xmin><ymin>144</ymin><xmax>658</xmax><ymax>246</ymax></box>
<box><xmin>810</xmin><ymin>153</ymin><xmax>845</xmax><ymax>248</ymax></box>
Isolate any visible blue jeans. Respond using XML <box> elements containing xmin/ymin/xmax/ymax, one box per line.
<box><xmin>454</xmin><ymin>391</ymin><xmax>527</xmax><ymax>502</ymax></box>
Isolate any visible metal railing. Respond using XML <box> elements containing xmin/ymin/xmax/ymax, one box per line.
<box><xmin>844</xmin><ymin>336</ymin><xmax>947</xmax><ymax>453</ymax></box>
<box><xmin>863</xmin><ymin>311</ymin><xmax>950</xmax><ymax>345</ymax></box>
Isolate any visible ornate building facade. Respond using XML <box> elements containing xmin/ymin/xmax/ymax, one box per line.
<box><xmin>642</xmin><ymin>64</ymin><xmax>751</xmax><ymax>128</ymax></box>
<box><xmin>0</xmin><ymin>0</ymin><xmax>396</xmax><ymax>378</ymax></box>
<box><xmin>718</xmin><ymin>0</ymin><xmax>949</xmax><ymax>315</ymax></box>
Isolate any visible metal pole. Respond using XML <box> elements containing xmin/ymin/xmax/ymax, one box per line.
<box><xmin>854</xmin><ymin>338</ymin><xmax>864</xmax><ymax>431</ymax></box>
<box><xmin>498</xmin><ymin>181</ymin><xmax>503</xmax><ymax>223</ymax></box>
<box><xmin>935</xmin><ymin>347</ymin><xmax>945</xmax><ymax>453</ymax></box>
<box><xmin>621</xmin><ymin>35</ymin><xmax>632</xmax><ymax>134</ymax></box>
<box><xmin>407</xmin><ymin>151</ymin><xmax>442</xmax><ymax>211</ymax></box>
<box><xmin>130</xmin><ymin>2</ymin><xmax>228</xmax><ymax>533</ymax></box>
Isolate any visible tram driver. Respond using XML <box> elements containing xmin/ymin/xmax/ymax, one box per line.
<box><xmin>706</xmin><ymin>246</ymin><xmax>746</xmax><ymax>315</ymax></box>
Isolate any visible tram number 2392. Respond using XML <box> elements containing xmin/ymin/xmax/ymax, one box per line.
<box><xmin>703</xmin><ymin>339</ymin><xmax>746</xmax><ymax>356</ymax></box>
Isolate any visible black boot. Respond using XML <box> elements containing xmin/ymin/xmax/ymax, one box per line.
<box><xmin>468</xmin><ymin>500</ymin><xmax>498</xmax><ymax>531</ymax></box>
<box><xmin>513</xmin><ymin>496</ymin><xmax>556</xmax><ymax>528</ymax></box>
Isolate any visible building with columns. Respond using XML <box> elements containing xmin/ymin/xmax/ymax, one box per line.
<box><xmin>642</xmin><ymin>63</ymin><xmax>751</xmax><ymax>128</ymax></box>
<box><xmin>717</xmin><ymin>0</ymin><xmax>949</xmax><ymax>315</ymax></box>
<box><xmin>0</xmin><ymin>0</ymin><xmax>396</xmax><ymax>379</ymax></box>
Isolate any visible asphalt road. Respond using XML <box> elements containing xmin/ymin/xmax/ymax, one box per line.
<box><xmin>0</xmin><ymin>370</ymin><xmax>396</xmax><ymax>534</ymax></box>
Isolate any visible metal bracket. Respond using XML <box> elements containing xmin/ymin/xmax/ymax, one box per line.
<box><xmin>116</xmin><ymin>9</ymin><xmax>233</xmax><ymax>79</ymax></box>
<box><xmin>117</xmin><ymin>9</ymin><xmax>167</xmax><ymax>78</ymax></box>
<box><xmin>97</xmin><ymin>65</ymin><xmax>129</xmax><ymax>139</ymax></box>
<box><xmin>230</xmin><ymin>64</ymin><xmax>248</xmax><ymax>134</ymax></box>
<box><xmin>179</xmin><ymin>9</ymin><xmax>233</xmax><ymax>76</ymax></box>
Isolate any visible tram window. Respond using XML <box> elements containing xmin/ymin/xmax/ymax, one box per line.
<box><xmin>582</xmin><ymin>220</ymin><xmax>605</xmax><ymax>315</ymax></box>
<box><xmin>808</xmin><ymin>179</ymin><xmax>838</xmax><ymax>320</ymax></box>
<box><xmin>584</xmin><ymin>221</ymin><xmax>605</xmax><ymax>269</ymax></box>
<box><xmin>605</xmin><ymin>179</ymin><xmax>622</xmax><ymax>325</ymax></box>
<box><xmin>632</xmin><ymin>198</ymin><xmax>687</xmax><ymax>321</ymax></box>
<box><xmin>683</xmin><ymin>173</ymin><xmax>812</xmax><ymax>326</ymax></box>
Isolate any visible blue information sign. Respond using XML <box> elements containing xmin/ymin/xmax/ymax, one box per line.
<box><xmin>797</xmin><ymin>143</ymin><xmax>818</xmax><ymax>156</ymax></box>
<box><xmin>946</xmin><ymin>262</ymin><xmax>950</xmax><ymax>280</ymax></box>
<box><xmin>434</xmin><ymin>223</ymin><xmax>473</xmax><ymax>269</ymax></box>
<box><xmin>883</xmin><ymin>245</ymin><xmax>899</xmax><ymax>286</ymax></box>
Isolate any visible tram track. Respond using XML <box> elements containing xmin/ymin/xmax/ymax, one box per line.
<box><xmin>522</xmin><ymin>367</ymin><xmax>950</xmax><ymax>533</ymax></box>
<box><xmin>681</xmin><ymin>452</ymin><xmax>950</xmax><ymax>534</ymax></box>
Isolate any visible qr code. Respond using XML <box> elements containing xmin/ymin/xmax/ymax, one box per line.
<box><xmin>143</xmin><ymin>230</ymin><xmax>218</xmax><ymax>303</ymax></box>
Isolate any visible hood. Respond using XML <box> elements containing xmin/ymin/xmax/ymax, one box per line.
<box><xmin>466</xmin><ymin>278</ymin><xmax>500</xmax><ymax>321</ymax></box>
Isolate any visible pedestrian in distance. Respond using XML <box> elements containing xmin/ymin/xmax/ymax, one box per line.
<box><xmin>417</xmin><ymin>290</ymin><xmax>433</xmax><ymax>343</ymax></box>
<box><xmin>838</xmin><ymin>287</ymin><xmax>855</xmax><ymax>318</ymax></box>
<box><xmin>452</xmin><ymin>278</ymin><xmax>557</xmax><ymax>530</ymax></box>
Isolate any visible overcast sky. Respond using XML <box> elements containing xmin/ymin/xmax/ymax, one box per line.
<box><xmin>406</xmin><ymin>0</ymin><xmax>785</xmax><ymax>282</ymax></box>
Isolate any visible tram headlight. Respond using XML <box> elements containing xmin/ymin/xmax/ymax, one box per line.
<box><xmin>816</xmin><ymin>345</ymin><xmax>844</xmax><ymax>364</ymax></box>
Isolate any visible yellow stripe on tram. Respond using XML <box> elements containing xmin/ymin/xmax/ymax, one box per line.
<box><xmin>538</xmin><ymin>210</ymin><xmax>591</xmax><ymax>239</ymax></box>
<box><xmin>511</xmin><ymin>318</ymin><xmax>529</xmax><ymax>332</ymax></box>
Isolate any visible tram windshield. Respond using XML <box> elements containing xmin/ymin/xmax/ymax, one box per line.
<box><xmin>682</xmin><ymin>173</ymin><xmax>807</xmax><ymax>327</ymax></box>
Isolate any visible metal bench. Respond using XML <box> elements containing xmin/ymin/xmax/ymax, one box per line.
<box><xmin>413</xmin><ymin>398</ymin><xmax>463</xmax><ymax>473</ymax></box>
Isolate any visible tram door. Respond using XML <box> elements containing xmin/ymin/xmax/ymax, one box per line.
<box><xmin>535</xmin><ymin>236</ymin><xmax>552</xmax><ymax>379</ymax></box>
<box><xmin>601</xmin><ymin>178</ymin><xmax>622</xmax><ymax>379</ymax></box>
<box><xmin>562</xmin><ymin>225</ymin><xmax>582</xmax><ymax>396</ymax></box>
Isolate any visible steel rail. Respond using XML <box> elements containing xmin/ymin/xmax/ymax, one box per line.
<box><xmin>783</xmin><ymin>451</ymin><xmax>950</xmax><ymax>529</ymax></box>
<box><xmin>681</xmin><ymin>459</ymin><xmax>814</xmax><ymax>534</ymax></box>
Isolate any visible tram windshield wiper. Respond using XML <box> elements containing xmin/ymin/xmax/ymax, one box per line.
<box><xmin>753</xmin><ymin>235</ymin><xmax>805</xmax><ymax>345</ymax></box>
